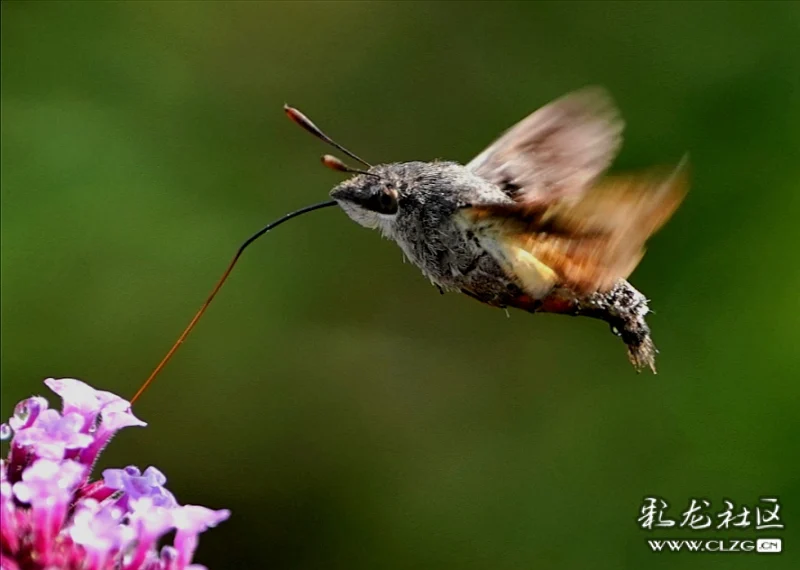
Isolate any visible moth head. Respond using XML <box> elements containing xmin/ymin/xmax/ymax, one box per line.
<box><xmin>329</xmin><ymin>170</ymin><xmax>399</xmax><ymax>230</ymax></box>
<box><xmin>282</xmin><ymin>105</ymin><xmax>403</xmax><ymax>231</ymax></box>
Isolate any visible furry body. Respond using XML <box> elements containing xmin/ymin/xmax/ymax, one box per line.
<box><xmin>332</xmin><ymin>161</ymin><xmax>530</xmax><ymax>304</ymax></box>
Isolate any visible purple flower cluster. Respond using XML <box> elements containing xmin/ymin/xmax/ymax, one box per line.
<box><xmin>1</xmin><ymin>379</ymin><xmax>229</xmax><ymax>570</ymax></box>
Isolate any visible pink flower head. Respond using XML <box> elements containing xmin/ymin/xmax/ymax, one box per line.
<box><xmin>2</xmin><ymin>378</ymin><xmax>228</xmax><ymax>570</ymax></box>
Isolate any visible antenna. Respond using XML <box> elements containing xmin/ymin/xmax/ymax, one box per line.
<box><xmin>130</xmin><ymin>199</ymin><xmax>337</xmax><ymax>405</ymax></box>
<box><xmin>321</xmin><ymin>154</ymin><xmax>378</xmax><ymax>178</ymax></box>
<box><xmin>284</xmin><ymin>104</ymin><xmax>372</xmax><ymax>168</ymax></box>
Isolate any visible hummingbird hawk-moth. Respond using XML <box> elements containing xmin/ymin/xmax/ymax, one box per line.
<box><xmin>133</xmin><ymin>86</ymin><xmax>686</xmax><ymax>402</ymax></box>
<box><xmin>297</xmin><ymin>87</ymin><xmax>687</xmax><ymax>372</ymax></box>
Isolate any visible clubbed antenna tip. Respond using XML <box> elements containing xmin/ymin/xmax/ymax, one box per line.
<box><xmin>284</xmin><ymin>104</ymin><xmax>372</xmax><ymax>168</ymax></box>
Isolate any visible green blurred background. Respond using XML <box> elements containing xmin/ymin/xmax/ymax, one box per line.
<box><xmin>2</xmin><ymin>1</ymin><xmax>799</xmax><ymax>568</ymax></box>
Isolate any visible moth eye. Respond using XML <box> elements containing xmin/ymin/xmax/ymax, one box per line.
<box><xmin>371</xmin><ymin>187</ymin><xmax>398</xmax><ymax>215</ymax></box>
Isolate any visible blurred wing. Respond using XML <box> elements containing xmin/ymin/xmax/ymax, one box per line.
<box><xmin>463</xmin><ymin>161</ymin><xmax>689</xmax><ymax>295</ymax></box>
<box><xmin>467</xmin><ymin>86</ymin><xmax>624</xmax><ymax>202</ymax></box>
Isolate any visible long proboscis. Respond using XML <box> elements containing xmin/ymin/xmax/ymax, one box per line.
<box><xmin>130</xmin><ymin>199</ymin><xmax>338</xmax><ymax>405</ymax></box>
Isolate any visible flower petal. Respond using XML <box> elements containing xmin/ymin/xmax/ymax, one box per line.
<box><xmin>8</xmin><ymin>397</ymin><xmax>48</xmax><ymax>431</ymax></box>
<box><xmin>103</xmin><ymin>465</ymin><xmax>177</xmax><ymax>509</ymax></box>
